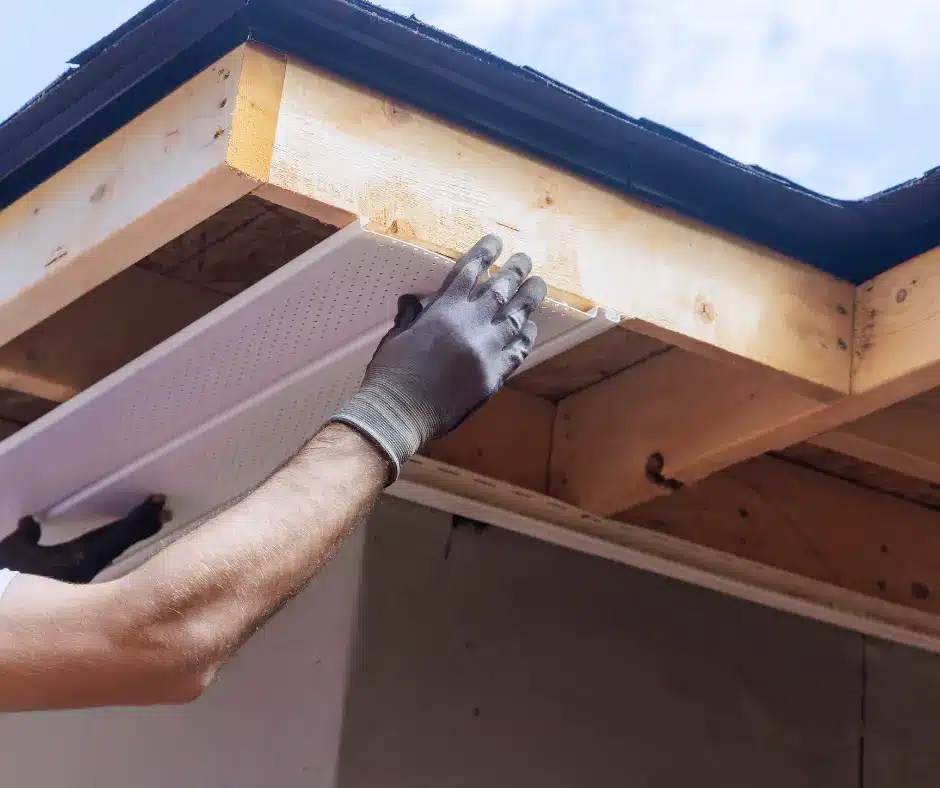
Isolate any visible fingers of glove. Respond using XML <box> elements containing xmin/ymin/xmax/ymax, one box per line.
<box><xmin>15</xmin><ymin>516</ymin><xmax>41</xmax><ymax>545</ymax></box>
<box><xmin>497</xmin><ymin>275</ymin><xmax>547</xmax><ymax>330</ymax></box>
<box><xmin>488</xmin><ymin>276</ymin><xmax>545</xmax><ymax>348</ymax></box>
<box><xmin>505</xmin><ymin>318</ymin><xmax>538</xmax><ymax>355</ymax></box>
<box><xmin>475</xmin><ymin>252</ymin><xmax>532</xmax><ymax>313</ymax></box>
<box><xmin>435</xmin><ymin>234</ymin><xmax>503</xmax><ymax>304</ymax></box>
<box><xmin>499</xmin><ymin>319</ymin><xmax>538</xmax><ymax>378</ymax></box>
<box><xmin>393</xmin><ymin>294</ymin><xmax>424</xmax><ymax>331</ymax></box>
<box><xmin>375</xmin><ymin>294</ymin><xmax>424</xmax><ymax>354</ymax></box>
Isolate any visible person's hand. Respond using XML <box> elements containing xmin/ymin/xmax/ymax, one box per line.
<box><xmin>331</xmin><ymin>235</ymin><xmax>547</xmax><ymax>482</ymax></box>
<box><xmin>0</xmin><ymin>495</ymin><xmax>169</xmax><ymax>583</ymax></box>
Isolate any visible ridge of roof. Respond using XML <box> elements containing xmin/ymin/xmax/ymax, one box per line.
<box><xmin>1</xmin><ymin>0</ymin><xmax>938</xmax><ymax>284</ymax></box>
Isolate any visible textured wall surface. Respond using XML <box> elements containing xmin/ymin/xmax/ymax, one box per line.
<box><xmin>337</xmin><ymin>497</ymin><xmax>862</xmax><ymax>788</ymax></box>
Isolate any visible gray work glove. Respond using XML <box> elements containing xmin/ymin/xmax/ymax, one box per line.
<box><xmin>330</xmin><ymin>235</ymin><xmax>547</xmax><ymax>483</ymax></box>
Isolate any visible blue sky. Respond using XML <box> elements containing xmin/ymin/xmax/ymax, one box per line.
<box><xmin>1</xmin><ymin>0</ymin><xmax>937</xmax><ymax>199</ymax></box>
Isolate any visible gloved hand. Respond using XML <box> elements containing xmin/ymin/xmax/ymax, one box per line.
<box><xmin>0</xmin><ymin>495</ymin><xmax>169</xmax><ymax>584</ymax></box>
<box><xmin>331</xmin><ymin>234</ymin><xmax>547</xmax><ymax>483</ymax></box>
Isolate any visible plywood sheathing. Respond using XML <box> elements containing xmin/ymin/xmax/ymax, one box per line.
<box><xmin>624</xmin><ymin>453</ymin><xmax>940</xmax><ymax>616</ymax></box>
<box><xmin>779</xmin><ymin>443</ymin><xmax>940</xmax><ymax>511</ymax></box>
<box><xmin>268</xmin><ymin>58</ymin><xmax>853</xmax><ymax>397</ymax></box>
<box><xmin>510</xmin><ymin>327</ymin><xmax>670</xmax><ymax>402</ymax></box>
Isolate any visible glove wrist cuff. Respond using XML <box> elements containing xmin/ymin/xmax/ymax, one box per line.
<box><xmin>329</xmin><ymin>382</ymin><xmax>432</xmax><ymax>484</ymax></box>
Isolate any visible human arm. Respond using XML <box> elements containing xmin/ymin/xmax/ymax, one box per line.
<box><xmin>0</xmin><ymin>235</ymin><xmax>546</xmax><ymax>712</ymax></box>
<box><xmin>0</xmin><ymin>423</ymin><xmax>386</xmax><ymax>712</ymax></box>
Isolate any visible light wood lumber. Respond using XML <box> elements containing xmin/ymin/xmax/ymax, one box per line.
<box><xmin>854</xmin><ymin>246</ymin><xmax>940</xmax><ymax>400</ymax></box>
<box><xmin>268</xmin><ymin>58</ymin><xmax>853</xmax><ymax>396</ymax></box>
<box><xmin>786</xmin><ymin>250</ymin><xmax>940</xmax><ymax>484</ymax></box>
<box><xmin>0</xmin><ymin>269</ymin><xmax>226</xmax><ymax>402</ymax></box>
<box><xmin>510</xmin><ymin>325</ymin><xmax>668</xmax><ymax>401</ymax></box>
<box><xmin>550</xmin><ymin>348</ymin><xmax>829</xmax><ymax>514</ymax></box>
<box><xmin>626</xmin><ymin>454</ymin><xmax>940</xmax><ymax>615</ymax></box>
<box><xmin>424</xmin><ymin>387</ymin><xmax>555</xmax><ymax>492</ymax></box>
<box><xmin>0</xmin><ymin>43</ymin><xmax>285</xmax><ymax>354</ymax></box>
<box><xmin>808</xmin><ymin>389</ymin><xmax>940</xmax><ymax>485</ymax></box>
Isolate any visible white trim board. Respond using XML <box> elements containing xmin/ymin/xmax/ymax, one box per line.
<box><xmin>389</xmin><ymin>458</ymin><xmax>940</xmax><ymax>656</ymax></box>
<box><xmin>0</xmin><ymin>221</ymin><xmax>613</xmax><ymax>553</ymax></box>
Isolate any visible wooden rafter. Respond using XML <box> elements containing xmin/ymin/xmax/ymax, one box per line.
<box><xmin>6</xmin><ymin>42</ymin><xmax>940</xmax><ymax>652</ymax></box>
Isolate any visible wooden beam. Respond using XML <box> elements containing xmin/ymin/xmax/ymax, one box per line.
<box><xmin>853</xmin><ymin>246</ymin><xmax>940</xmax><ymax>402</ymax></box>
<box><xmin>542</xmin><ymin>243</ymin><xmax>940</xmax><ymax>515</ymax></box>
<box><xmin>424</xmin><ymin>386</ymin><xmax>556</xmax><ymax>493</ymax></box>
<box><xmin>0</xmin><ymin>43</ymin><xmax>286</xmax><ymax>352</ymax></box>
<box><xmin>267</xmin><ymin>58</ymin><xmax>854</xmax><ymax>396</ymax></box>
<box><xmin>548</xmin><ymin>348</ymin><xmax>830</xmax><ymax>514</ymax></box>
<box><xmin>0</xmin><ymin>194</ymin><xmax>337</xmax><ymax>404</ymax></box>
<box><xmin>510</xmin><ymin>324</ymin><xmax>668</xmax><ymax>401</ymax></box>
<box><xmin>0</xmin><ymin>269</ymin><xmax>226</xmax><ymax>402</ymax></box>
<box><xmin>778</xmin><ymin>443</ymin><xmax>940</xmax><ymax>510</ymax></box>
<box><xmin>395</xmin><ymin>455</ymin><xmax>940</xmax><ymax>656</ymax></box>
<box><xmin>808</xmin><ymin>389</ymin><xmax>940</xmax><ymax>485</ymax></box>
<box><xmin>781</xmin><ymin>251</ymin><xmax>940</xmax><ymax>485</ymax></box>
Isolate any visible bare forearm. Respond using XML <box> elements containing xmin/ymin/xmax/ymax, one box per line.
<box><xmin>0</xmin><ymin>233</ymin><xmax>545</xmax><ymax>712</ymax></box>
<box><xmin>117</xmin><ymin>422</ymin><xmax>387</xmax><ymax>679</ymax></box>
<box><xmin>0</xmin><ymin>423</ymin><xmax>386</xmax><ymax>712</ymax></box>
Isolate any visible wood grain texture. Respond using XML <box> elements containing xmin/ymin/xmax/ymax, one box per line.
<box><xmin>510</xmin><ymin>325</ymin><xmax>668</xmax><ymax>401</ymax></box>
<box><xmin>551</xmin><ymin>348</ymin><xmax>827</xmax><ymax>514</ymax></box>
<box><xmin>779</xmin><ymin>443</ymin><xmax>940</xmax><ymax>510</ymax></box>
<box><xmin>139</xmin><ymin>195</ymin><xmax>336</xmax><ymax>296</ymax></box>
<box><xmin>268</xmin><ymin>59</ymin><xmax>853</xmax><ymax>395</ymax></box>
<box><xmin>625</xmin><ymin>454</ymin><xmax>940</xmax><ymax>615</ymax></box>
<box><xmin>225</xmin><ymin>43</ymin><xmax>288</xmax><ymax>183</ymax></box>
<box><xmin>0</xmin><ymin>47</ymin><xmax>257</xmax><ymax>349</ymax></box>
<box><xmin>809</xmin><ymin>388</ymin><xmax>940</xmax><ymax>486</ymax></box>
<box><xmin>853</xmin><ymin>247</ymin><xmax>940</xmax><ymax>403</ymax></box>
<box><xmin>0</xmin><ymin>195</ymin><xmax>338</xmax><ymax>405</ymax></box>
<box><xmin>424</xmin><ymin>387</ymin><xmax>556</xmax><ymax>493</ymax></box>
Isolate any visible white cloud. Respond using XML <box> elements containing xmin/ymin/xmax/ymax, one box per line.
<box><xmin>381</xmin><ymin>0</ymin><xmax>940</xmax><ymax>198</ymax></box>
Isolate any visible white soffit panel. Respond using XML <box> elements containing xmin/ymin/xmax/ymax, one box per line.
<box><xmin>0</xmin><ymin>222</ymin><xmax>618</xmax><ymax>565</ymax></box>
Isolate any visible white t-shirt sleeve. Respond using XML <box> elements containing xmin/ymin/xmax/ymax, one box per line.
<box><xmin>0</xmin><ymin>568</ymin><xmax>18</xmax><ymax>603</ymax></box>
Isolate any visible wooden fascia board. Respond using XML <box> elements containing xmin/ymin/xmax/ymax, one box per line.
<box><xmin>795</xmin><ymin>251</ymin><xmax>940</xmax><ymax>485</ymax></box>
<box><xmin>0</xmin><ymin>46</ymin><xmax>853</xmax><ymax>402</ymax></box>
<box><xmin>853</xmin><ymin>245</ymin><xmax>940</xmax><ymax>399</ymax></box>
<box><xmin>0</xmin><ymin>43</ymin><xmax>287</xmax><ymax>399</ymax></box>
<box><xmin>266</xmin><ymin>58</ymin><xmax>853</xmax><ymax>398</ymax></box>
<box><xmin>540</xmin><ymin>246</ymin><xmax>940</xmax><ymax>515</ymax></box>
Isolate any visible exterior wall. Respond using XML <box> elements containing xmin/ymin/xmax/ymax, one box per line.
<box><xmin>0</xmin><ymin>525</ymin><xmax>366</xmax><ymax>788</ymax></box>
<box><xmin>865</xmin><ymin>639</ymin><xmax>940</xmax><ymax>788</ymax></box>
<box><xmin>336</xmin><ymin>498</ymin><xmax>862</xmax><ymax>788</ymax></box>
<box><xmin>1</xmin><ymin>496</ymin><xmax>939</xmax><ymax>787</ymax></box>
